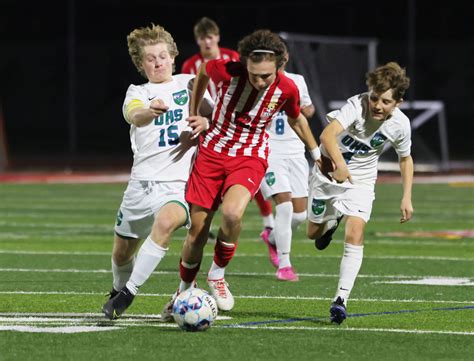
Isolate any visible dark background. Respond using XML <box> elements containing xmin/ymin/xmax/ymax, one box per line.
<box><xmin>0</xmin><ymin>0</ymin><xmax>472</xmax><ymax>170</ymax></box>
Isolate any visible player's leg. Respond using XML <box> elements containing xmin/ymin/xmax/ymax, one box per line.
<box><xmin>330</xmin><ymin>216</ymin><xmax>365</xmax><ymax>324</ymax></box>
<box><xmin>272</xmin><ymin>192</ymin><xmax>298</xmax><ymax>281</ymax></box>
<box><xmin>110</xmin><ymin>233</ymin><xmax>140</xmax><ymax>297</ymax></box>
<box><xmin>306</xmin><ymin>167</ymin><xmax>344</xmax><ymax>249</ymax></box>
<box><xmin>207</xmin><ymin>184</ymin><xmax>251</xmax><ymax>310</ymax></box>
<box><xmin>103</xmin><ymin>201</ymin><xmax>188</xmax><ymax>320</ymax></box>
<box><xmin>108</xmin><ymin>181</ymin><xmax>151</xmax><ymax>299</ymax></box>
<box><xmin>206</xmin><ymin>155</ymin><xmax>266</xmax><ymax>310</ymax></box>
<box><xmin>329</xmin><ymin>186</ymin><xmax>373</xmax><ymax>324</ymax></box>
<box><xmin>254</xmin><ymin>189</ymin><xmax>274</xmax><ymax>231</ymax></box>
<box><xmin>160</xmin><ymin>204</ymin><xmax>215</xmax><ymax>322</ymax></box>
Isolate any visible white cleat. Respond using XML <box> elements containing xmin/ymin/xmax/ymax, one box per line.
<box><xmin>207</xmin><ymin>278</ymin><xmax>234</xmax><ymax>311</ymax></box>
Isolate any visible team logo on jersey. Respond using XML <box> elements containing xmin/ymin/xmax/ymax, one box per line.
<box><xmin>172</xmin><ymin>90</ymin><xmax>188</xmax><ymax>105</ymax></box>
<box><xmin>311</xmin><ymin>199</ymin><xmax>325</xmax><ymax>216</ymax></box>
<box><xmin>265</xmin><ymin>172</ymin><xmax>276</xmax><ymax>186</ymax></box>
<box><xmin>116</xmin><ymin>210</ymin><xmax>123</xmax><ymax>226</ymax></box>
<box><xmin>370</xmin><ymin>132</ymin><xmax>387</xmax><ymax>148</ymax></box>
<box><xmin>262</xmin><ymin>101</ymin><xmax>278</xmax><ymax>119</ymax></box>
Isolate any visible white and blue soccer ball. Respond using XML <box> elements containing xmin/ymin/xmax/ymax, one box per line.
<box><xmin>172</xmin><ymin>288</ymin><xmax>218</xmax><ymax>331</ymax></box>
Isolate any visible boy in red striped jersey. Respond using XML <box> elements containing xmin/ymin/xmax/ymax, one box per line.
<box><xmin>182</xmin><ymin>17</ymin><xmax>275</xmax><ymax>234</ymax></box>
<box><xmin>162</xmin><ymin>30</ymin><xmax>321</xmax><ymax>316</ymax></box>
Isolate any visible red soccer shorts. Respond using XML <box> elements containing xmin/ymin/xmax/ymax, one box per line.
<box><xmin>185</xmin><ymin>145</ymin><xmax>267</xmax><ymax>210</ymax></box>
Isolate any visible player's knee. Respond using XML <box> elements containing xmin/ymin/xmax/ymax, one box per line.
<box><xmin>221</xmin><ymin>206</ymin><xmax>243</xmax><ymax>229</ymax></box>
<box><xmin>154</xmin><ymin>215</ymin><xmax>179</xmax><ymax>236</ymax></box>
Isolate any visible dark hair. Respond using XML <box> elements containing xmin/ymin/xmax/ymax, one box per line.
<box><xmin>366</xmin><ymin>62</ymin><xmax>410</xmax><ymax>101</ymax></box>
<box><xmin>194</xmin><ymin>17</ymin><xmax>219</xmax><ymax>38</ymax></box>
<box><xmin>238</xmin><ymin>29</ymin><xmax>287</xmax><ymax>69</ymax></box>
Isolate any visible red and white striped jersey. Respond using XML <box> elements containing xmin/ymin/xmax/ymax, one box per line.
<box><xmin>181</xmin><ymin>48</ymin><xmax>239</xmax><ymax>99</ymax></box>
<box><xmin>202</xmin><ymin>59</ymin><xmax>301</xmax><ymax>160</ymax></box>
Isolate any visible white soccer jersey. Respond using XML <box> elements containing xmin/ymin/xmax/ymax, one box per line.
<box><xmin>122</xmin><ymin>74</ymin><xmax>213</xmax><ymax>181</ymax></box>
<box><xmin>267</xmin><ymin>72</ymin><xmax>312</xmax><ymax>159</ymax></box>
<box><xmin>323</xmin><ymin>93</ymin><xmax>411</xmax><ymax>189</ymax></box>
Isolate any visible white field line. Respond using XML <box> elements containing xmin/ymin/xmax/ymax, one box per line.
<box><xmin>1</xmin><ymin>268</ymin><xmax>472</xmax><ymax>280</ymax></box>
<box><xmin>0</xmin><ymin>249</ymin><xmax>472</xmax><ymax>261</ymax></box>
<box><xmin>0</xmin><ymin>325</ymin><xmax>121</xmax><ymax>333</ymax></box>
<box><xmin>0</xmin><ymin>312</ymin><xmax>472</xmax><ymax>336</ymax></box>
<box><xmin>0</xmin><ymin>291</ymin><xmax>472</xmax><ymax>304</ymax></box>
<box><xmin>218</xmin><ymin>325</ymin><xmax>474</xmax><ymax>336</ymax></box>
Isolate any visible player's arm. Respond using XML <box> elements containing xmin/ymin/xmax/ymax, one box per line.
<box><xmin>399</xmin><ymin>155</ymin><xmax>414</xmax><ymax>223</ymax></box>
<box><xmin>320</xmin><ymin>119</ymin><xmax>352</xmax><ymax>183</ymax></box>
<box><xmin>287</xmin><ymin>113</ymin><xmax>320</xmax><ymax>162</ymax></box>
<box><xmin>190</xmin><ymin>63</ymin><xmax>211</xmax><ymax>116</ymax></box>
<box><xmin>301</xmin><ymin>104</ymin><xmax>315</xmax><ymax>119</ymax></box>
<box><xmin>126</xmin><ymin>99</ymin><xmax>169</xmax><ymax>127</ymax></box>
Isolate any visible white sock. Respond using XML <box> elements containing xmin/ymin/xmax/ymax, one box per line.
<box><xmin>291</xmin><ymin>211</ymin><xmax>307</xmax><ymax>231</ymax></box>
<box><xmin>112</xmin><ymin>258</ymin><xmax>135</xmax><ymax>291</ymax></box>
<box><xmin>263</xmin><ymin>214</ymin><xmax>275</xmax><ymax>229</ymax></box>
<box><xmin>126</xmin><ymin>236</ymin><xmax>168</xmax><ymax>295</ymax></box>
<box><xmin>274</xmin><ymin>202</ymin><xmax>293</xmax><ymax>269</ymax></box>
<box><xmin>207</xmin><ymin>261</ymin><xmax>225</xmax><ymax>280</ymax></box>
<box><xmin>335</xmin><ymin>243</ymin><xmax>364</xmax><ymax>305</ymax></box>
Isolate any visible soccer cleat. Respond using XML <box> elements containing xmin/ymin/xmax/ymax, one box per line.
<box><xmin>106</xmin><ymin>288</ymin><xmax>119</xmax><ymax>300</ymax></box>
<box><xmin>330</xmin><ymin>296</ymin><xmax>347</xmax><ymax>324</ymax></box>
<box><xmin>207</xmin><ymin>278</ymin><xmax>234</xmax><ymax>311</ymax></box>
<box><xmin>160</xmin><ymin>290</ymin><xmax>178</xmax><ymax>323</ymax></box>
<box><xmin>260</xmin><ymin>227</ymin><xmax>279</xmax><ymax>268</ymax></box>
<box><xmin>102</xmin><ymin>287</ymin><xmax>135</xmax><ymax>320</ymax></box>
<box><xmin>315</xmin><ymin>215</ymin><xmax>344</xmax><ymax>250</ymax></box>
<box><xmin>276</xmin><ymin>266</ymin><xmax>299</xmax><ymax>282</ymax></box>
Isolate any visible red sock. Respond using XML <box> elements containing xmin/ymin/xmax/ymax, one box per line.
<box><xmin>255</xmin><ymin>190</ymin><xmax>272</xmax><ymax>216</ymax></box>
<box><xmin>179</xmin><ymin>259</ymin><xmax>200</xmax><ymax>283</ymax></box>
<box><xmin>213</xmin><ymin>239</ymin><xmax>238</xmax><ymax>268</ymax></box>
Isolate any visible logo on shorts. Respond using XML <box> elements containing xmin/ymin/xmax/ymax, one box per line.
<box><xmin>311</xmin><ymin>199</ymin><xmax>325</xmax><ymax>215</ymax></box>
<box><xmin>172</xmin><ymin>90</ymin><xmax>188</xmax><ymax>105</ymax></box>
<box><xmin>370</xmin><ymin>132</ymin><xmax>387</xmax><ymax>148</ymax></box>
<box><xmin>116</xmin><ymin>209</ymin><xmax>123</xmax><ymax>226</ymax></box>
<box><xmin>265</xmin><ymin>172</ymin><xmax>276</xmax><ymax>186</ymax></box>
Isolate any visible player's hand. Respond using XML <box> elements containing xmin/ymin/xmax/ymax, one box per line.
<box><xmin>149</xmin><ymin>99</ymin><xmax>168</xmax><ymax>116</ymax></box>
<box><xmin>187</xmin><ymin>115</ymin><xmax>209</xmax><ymax>139</ymax></box>
<box><xmin>317</xmin><ymin>154</ymin><xmax>336</xmax><ymax>181</ymax></box>
<box><xmin>400</xmin><ymin>197</ymin><xmax>413</xmax><ymax>223</ymax></box>
<box><xmin>332</xmin><ymin>163</ymin><xmax>353</xmax><ymax>184</ymax></box>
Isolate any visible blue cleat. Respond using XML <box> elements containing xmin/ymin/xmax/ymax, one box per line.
<box><xmin>330</xmin><ymin>296</ymin><xmax>347</xmax><ymax>324</ymax></box>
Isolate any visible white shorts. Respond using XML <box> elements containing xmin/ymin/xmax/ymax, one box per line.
<box><xmin>260</xmin><ymin>157</ymin><xmax>309</xmax><ymax>199</ymax></box>
<box><xmin>114</xmin><ymin>180</ymin><xmax>190</xmax><ymax>240</ymax></box>
<box><xmin>307</xmin><ymin>168</ymin><xmax>374</xmax><ymax>223</ymax></box>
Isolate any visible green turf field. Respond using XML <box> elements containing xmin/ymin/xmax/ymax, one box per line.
<box><xmin>0</xmin><ymin>182</ymin><xmax>473</xmax><ymax>360</ymax></box>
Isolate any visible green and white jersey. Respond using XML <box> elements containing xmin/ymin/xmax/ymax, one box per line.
<box><xmin>122</xmin><ymin>74</ymin><xmax>213</xmax><ymax>181</ymax></box>
<box><xmin>323</xmin><ymin>93</ymin><xmax>411</xmax><ymax>189</ymax></box>
<box><xmin>267</xmin><ymin>72</ymin><xmax>312</xmax><ymax>159</ymax></box>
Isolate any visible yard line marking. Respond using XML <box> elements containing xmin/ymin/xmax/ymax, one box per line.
<box><xmin>219</xmin><ymin>325</ymin><xmax>474</xmax><ymax>336</ymax></box>
<box><xmin>0</xmin><ymin>325</ymin><xmax>120</xmax><ymax>333</ymax></box>
<box><xmin>0</xmin><ymin>291</ymin><xmax>471</xmax><ymax>304</ymax></box>
<box><xmin>0</xmin><ymin>314</ymin><xmax>231</xmax><ymax>322</ymax></box>
<box><xmin>0</xmin><ymin>249</ymin><xmax>472</xmax><ymax>261</ymax></box>
<box><xmin>0</xmin><ymin>268</ymin><xmax>471</xmax><ymax>280</ymax></box>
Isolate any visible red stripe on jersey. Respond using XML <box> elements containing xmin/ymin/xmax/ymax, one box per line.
<box><xmin>205</xmin><ymin>75</ymin><xmax>247</xmax><ymax>152</ymax></box>
<box><xmin>223</xmin><ymin>87</ymin><xmax>259</xmax><ymax>153</ymax></box>
<box><xmin>237</xmin><ymin>80</ymin><xmax>280</xmax><ymax>158</ymax></box>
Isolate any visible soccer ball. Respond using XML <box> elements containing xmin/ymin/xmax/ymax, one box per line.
<box><xmin>172</xmin><ymin>288</ymin><xmax>218</xmax><ymax>332</ymax></box>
